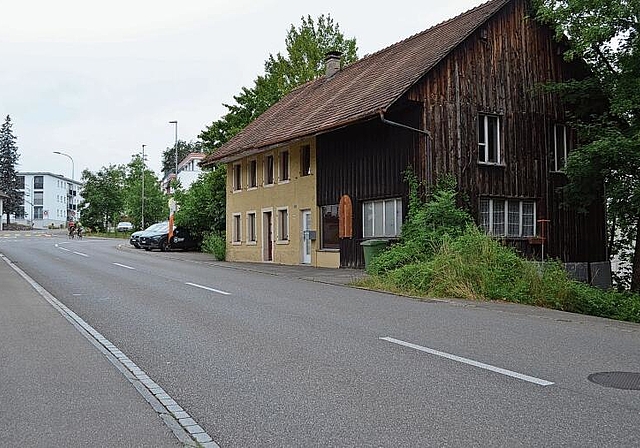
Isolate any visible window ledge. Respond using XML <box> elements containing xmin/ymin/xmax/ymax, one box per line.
<box><xmin>264</xmin><ymin>183</ymin><xmax>275</xmax><ymax>188</ymax></box>
<box><xmin>247</xmin><ymin>186</ymin><xmax>258</xmax><ymax>191</ymax></box>
<box><xmin>278</xmin><ymin>179</ymin><xmax>291</xmax><ymax>185</ymax></box>
<box><xmin>246</xmin><ymin>241</ymin><xmax>257</xmax><ymax>246</ymax></box>
<box><xmin>276</xmin><ymin>240</ymin><xmax>290</xmax><ymax>245</ymax></box>
<box><xmin>232</xmin><ymin>189</ymin><xmax>242</xmax><ymax>194</ymax></box>
<box><xmin>232</xmin><ymin>241</ymin><xmax>242</xmax><ymax>246</ymax></box>
<box><xmin>318</xmin><ymin>248</ymin><xmax>340</xmax><ymax>252</ymax></box>
<box><xmin>477</xmin><ymin>162</ymin><xmax>505</xmax><ymax>167</ymax></box>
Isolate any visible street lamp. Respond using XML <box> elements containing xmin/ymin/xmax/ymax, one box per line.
<box><xmin>53</xmin><ymin>151</ymin><xmax>74</xmax><ymax>180</ymax></box>
<box><xmin>169</xmin><ymin>120</ymin><xmax>178</xmax><ymax>179</ymax></box>
<box><xmin>141</xmin><ymin>144</ymin><xmax>146</xmax><ymax>229</ymax></box>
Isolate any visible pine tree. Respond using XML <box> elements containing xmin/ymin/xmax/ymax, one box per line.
<box><xmin>0</xmin><ymin>115</ymin><xmax>21</xmax><ymax>225</ymax></box>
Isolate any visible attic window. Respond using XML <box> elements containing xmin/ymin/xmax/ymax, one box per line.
<box><xmin>480</xmin><ymin>28</ymin><xmax>488</xmax><ymax>41</ymax></box>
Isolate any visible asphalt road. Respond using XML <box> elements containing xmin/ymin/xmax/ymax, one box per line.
<box><xmin>2</xmin><ymin>231</ymin><xmax>639</xmax><ymax>447</ymax></box>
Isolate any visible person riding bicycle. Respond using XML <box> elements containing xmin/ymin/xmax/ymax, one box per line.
<box><xmin>68</xmin><ymin>221</ymin><xmax>76</xmax><ymax>238</ymax></box>
<box><xmin>76</xmin><ymin>222</ymin><xmax>83</xmax><ymax>239</ymax></box>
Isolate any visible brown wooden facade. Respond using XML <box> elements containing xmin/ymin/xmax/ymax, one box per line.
<box><xmin>317</xmin><ymin>0</ymin><xmax>606</xmax><ymax>268</ymax></box>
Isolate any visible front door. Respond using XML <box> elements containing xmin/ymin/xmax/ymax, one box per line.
<box><xmin>301</xmin><ymin>210</ymin><xmax>312</xmax><ymax>264</ymax></box>
<box><xmin>263</xmin><ymin>211</ymin><xmax>273</xmax><ymax>261</ymax></box>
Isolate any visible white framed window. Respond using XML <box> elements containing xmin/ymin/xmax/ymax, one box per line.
<box><xmin>232</xmin><ymin>213</ymin><xmax>242</xmax><ymax>244</ymax></box>
<box><xmin>277</xmin><ymin>207</ymin><xmax>289</xmax><ymax>242</ymax></box>
<box><xmin>479</xmin><ymin>198</ymin><xmax>536</xmax><ymax>237</ymax></box>
<box><xmin>248</xmin><ymin>159</ymin><xmax>258</xmax><ymax>188</ymax></box>
<box><xmin>232</xmin><ymin>163</ymin><xmax>242</xmax><ymax>191</ymax></box>
<box><xmin>554</xmin><ymin>124</ymin><xmax>568</xmax><ymax>171</ymax></box>
<box><xmin>478</xmin><ymin>113</ymin><xmax>501</xmax><ymax>164</ymax></box>
<box><xmin>279</xmin><ymin>150</ymin><xmax>290</xmax><ymax>182</ymax></box>
<box><xmin>264</xmin><ymin>154</ymin><xmax>274</xmax><ymax>185</ymax></box>
<box><xmin>363</xmin><ymin>198</ymin><xmax>402</xmax><ymax>238</ymax></box>
<box><xmin>247</xmin><ymin>212</ymin><xmax>257</xmax><ymax>243</ymax></box>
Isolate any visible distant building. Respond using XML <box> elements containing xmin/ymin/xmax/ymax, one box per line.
<box><xmin>161</xmin><ymin>152</ymin><xmax>206</xmax><ymax>194</ymax></box>
<box><xmin>14</xmin><ymin>172</ymin><xmax>83</xmax><ymax>228</ymax></box>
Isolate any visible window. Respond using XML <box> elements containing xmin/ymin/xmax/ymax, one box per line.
<box><xmin>33</xmin><ymin>192</ymin><xmax>43</xmax><ymax>206</ymax></box>
<box><xmin>17</xmin><ymin>176</ymin><xmax>24</xmax><ymax>189</ymax></box>
<box><xmin>33</xmin><ymin>176</ymin><xmax>44</xmax><ymax>189</ymax></box>
<box><xmin>478</xmin><ymin>114</ymin><xmax>500</xmax><ymax>164</ymax></box>
<box><xmin>479</xmin><ymin>198</ymin><xmax>536</xmax><ymax>237</ymax></box>
<box><xmin>232</xmin><ymin>163</ymin><xmax>242</xmax><ymax>191</ymax></box>
<box><xmin>264</xmin><ymin>154</ymin><xmax>274</xmax><ymax>185</ymax></box>
<box><xmin>33</xmin><ymin>207</ymin><xmax>43</xmax><ymax>219</ymax></box>
<box><xmin>321</xmin><ymin>205</ymin><xmax>340</xmax><ymax>249</ymax></box>
<box><xmin>247</xmin><ymin>212</ymin><xmax>256</xmax><ymax>242</ymax></box>
<box><xmin>277</xmin><ymin>208</ymin><xmax>289</xmax><ymax>241</ymax></box>
<box><xmin>301</xmin><ymin>145</ymin><xmax>311</xmax><ymax>176</ymax></box>
<box><xmin>248</xmin><ymin>160</ymin><xmax>257</xmax><ymax>188</ymax></box>
<box><xmin>279</xmin><ymin>150</ymin><xmax>290</xmax><ymax>182</ymax></box>
<box><xmin>363</xmin><ymin>198</ymin><xmax>402</xmax><ymax>238</ymax></box>
<box><xmin>232</xmin><ymin>213</ymin><xmax>242</xmax><ymax>243</ymax></box>
<box><xmin>554</xmin><ymin>124</ymin><xmax>568</xmax><ymax>171</ymax></box>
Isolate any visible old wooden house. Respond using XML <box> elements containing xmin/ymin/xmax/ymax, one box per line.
<box><xmin>202</xmin><ymin>0</ymin><xmax>607</xmax><ymax>271</ymax></box>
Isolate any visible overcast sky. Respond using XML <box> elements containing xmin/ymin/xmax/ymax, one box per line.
<box><xmin>1</xmin><ymin>0</ymin><xmax>480</xmax><ymax>180</ymax></box>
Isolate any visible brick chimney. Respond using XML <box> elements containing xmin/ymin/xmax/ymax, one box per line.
<box><xmin>324</xmin><ymin>51</ymin><xmax>342</xmax><ymax>79</ymax></box>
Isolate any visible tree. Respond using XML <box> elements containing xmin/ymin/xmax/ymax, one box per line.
<box><xmin>161</xmin><ymin>140</ymin><xmax>204</xmax><ymax>177</ymax></box>
<box><xmin>536</xmin><ymin>0</ymin><xmax>640</xmax><ymax>290</ymax></box>
<box><xmin>200</xmin><ymin>14</ymin><xmax>358</xmax><ymax>151</ymax></box>
<box><xmin>174</xmin><ymin>165</ymin><xmax>226</xmax><ymax>237</ymax></box>
<box><xmin>79</xmin><ymin>165</ymin><xmax>126</xmax><ymax>232</ymax></box>
<box><xmin>0</xmin><ymin>115</ymin><xmax>21</xmax><ymax>225</ymax></box>
<box><xmin>123</xmin><ymin>154</ymin><xmax>166</xmax><ymax>229</ymax></box>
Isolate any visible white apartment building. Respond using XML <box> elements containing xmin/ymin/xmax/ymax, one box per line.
<box><xmin>14</xmin><ymin>172</ymin><xmax>83</xmax><ymax>228</ymax></box>
<box><xmin>161</xmin><ymin>152</ymin><xmax>206</xmax><ymax>194</ymax></box>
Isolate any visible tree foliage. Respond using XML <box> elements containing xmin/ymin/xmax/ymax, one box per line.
<box><xmin>199</xmin><ymin>14</ymin><xmax>358</xmax><ymax>151</ymax></box>
<box><xmin>536</xmin><ymin>0</ymin><xmax>640</xmax><ymax>290</ymax></box>
<box><xmin>0</xmin><ymin>115</ymin><xmax>21</xmax><ymax>224</ymax></box>
<box><xmin>174</xmin><ymin>165</ymin><xmax>226</xmax><ymax>238</ymax></box>
<box><xmin>124</xmin><ymin>154</ymin><xmax>166</xmax><ymax>229</ymax></box>
<box><xmin>79</xmin><ymin>165</ymin><xmax>126</xmax><ymax>232</ymax></box>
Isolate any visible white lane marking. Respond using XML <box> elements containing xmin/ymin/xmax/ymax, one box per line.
<box><xmin>73</xmin><ymin>251</ymin><xmax>89</xmax><ymax>257</ymax></box>
<box><xmin>186</xmin><ymin>282</ymin><xmax>231</xmax><ymax>296</ymax></box>
<box><xmin>0</xmin><ymin>253</ymin><xmax>215</xmax><ymax>446</ymax></box>
<box><xmin>113</xmin><ymin>262</ymin><xmax>135</xmax><ymax>270</ymax></box>
<box><xmin>59</xmin><ymin>247</ymin><xmax>71</xmax><ymax>252</ymax></box>
<box><xmin>380</xmin><ymin>336</ymin><xmax>554</xmax><ymax>387</ymax></box>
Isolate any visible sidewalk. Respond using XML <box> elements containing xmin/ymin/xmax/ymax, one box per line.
<box><xmin>0</xmin><ymin>256</ymin><xmax>183</xmax><ymax>447</ymax></box>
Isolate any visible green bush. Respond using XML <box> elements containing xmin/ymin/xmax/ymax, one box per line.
<box><xmin>202</xmin><ymin>232</ymin><xmax>226</xmax><ymax>261</ymax></box>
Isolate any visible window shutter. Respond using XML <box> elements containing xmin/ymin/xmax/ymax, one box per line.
<box><xmin>338</xmin><ymin>195</ymin><xmax>353</xmax><ymax>238</ymax></box>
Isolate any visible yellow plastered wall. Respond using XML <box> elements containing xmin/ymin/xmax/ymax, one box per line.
<box><xmin>225</xmin><ymin>138</ymin><xmax>340</xmax><ymax>268</ymax></box>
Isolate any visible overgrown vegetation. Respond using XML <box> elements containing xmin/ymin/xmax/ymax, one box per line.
<box><xmin>201</xmin><ymin>231</ymin><xmax>226</xmax><ymax>261</ymax></box>
<box><xmin>360</xmin><ymin>174</ymin><xmax>640</xmax><ymax>323</ymax></box>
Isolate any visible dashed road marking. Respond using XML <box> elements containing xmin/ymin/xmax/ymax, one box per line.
<box><xmin>113</xmin><ymin>262</ymin><xmax>135</xmax><ymax>270</ymax></box>
<box><xmin>380</xmin><ymin>336</ymin><xmax>554</xmax><ymax>387</ymax></box>
<box><xmin>73</xmin><ymin>251</ymin><xmax>89</xmax><ymax>257</ymax></box>
<box><xmin>186</xmin><ymin>282</ymin><xmax>231</xmax><ymax>296</ymax></box>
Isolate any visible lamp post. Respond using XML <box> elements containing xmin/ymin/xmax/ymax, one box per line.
<box><xmin>169</xmin><ymin>120</ymin><xmax>178</xmax><ymax>180</ymax></box>
<box><xmin>53</xmin><ymin>151</ymin><xmax>74</xmax><ymax>180</ymax></box>
<box><xmin>141</xmin><ymin>144</ymin><xmax>146</xmax><ymax>229</ymax></box>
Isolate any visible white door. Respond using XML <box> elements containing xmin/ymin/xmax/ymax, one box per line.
<box><xmin>301</xmin><ymin>210</ymin><xmax>312</xmax><ymax>264</ymax></box>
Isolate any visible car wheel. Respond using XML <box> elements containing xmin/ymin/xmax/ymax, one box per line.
<box><xmin>160</xmin><ymin>239</ymin><xmax>170</xmax><ymax>252</ymax></box>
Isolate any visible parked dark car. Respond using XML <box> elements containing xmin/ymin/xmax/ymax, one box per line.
<box><xmin>138</xmin><ymin>221</ymin><xmax>200</xmax><ymax>252</ymax></box>
<box><xmin>129</xmin><ymin>230</ymin><xmax>144</xmax><ymax>248</ymax></box>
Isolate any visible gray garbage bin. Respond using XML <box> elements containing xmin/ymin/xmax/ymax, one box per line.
<box><xmin>360</xmin><ymin>239</ymin><xmax>388</xmax><ymax>268</ymax></box>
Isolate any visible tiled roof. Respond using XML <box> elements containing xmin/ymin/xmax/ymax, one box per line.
<box><xmin>204</xmin><ymin>0</ymin><xmax>510</xmax><ymax>164</ymax></box>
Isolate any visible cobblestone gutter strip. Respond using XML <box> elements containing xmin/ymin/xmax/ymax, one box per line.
<box><xmin>3</xmin><ymin>254</ymin><xmax>219</xmax><ymax>448</ymax></box>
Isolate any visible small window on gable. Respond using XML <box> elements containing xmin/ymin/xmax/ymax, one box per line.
<box><xmin>279</xmin><ymin>150</ymin><xmax>289</xmax><ymax>182</ymax></box>
<box><xmin>248</xmin><ymin>160</ymin><xmax>257</xmax><ymax>188</ymax></box>
<box><xmin>554</xmin><ymin>124</ymin><xmax>569</xmax><ymax>171</ymax></box>
<box><xmin>264</xmin><ymin>154</ymin><xmax>274</xmax><ymax>185</ymax></box>
<box><xmin>232</xmin><ymin>163</ymin><xmax>242</xmax><ymax>191</ymax></box>
<box><xmin>301</xmin><ymin>145</ymin><xmax>311</xmax><ymax>176</ymax></box>
<box><xmin>478</xmin><ymin>114</ymin><xmax>501</xmax><ymax>164</ymax></box>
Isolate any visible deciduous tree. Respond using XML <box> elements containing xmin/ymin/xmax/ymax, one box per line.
<box><xmin>536</xmin><ymin>0</ymin><xmax>640</xmax><ymax>290</ymax></box>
